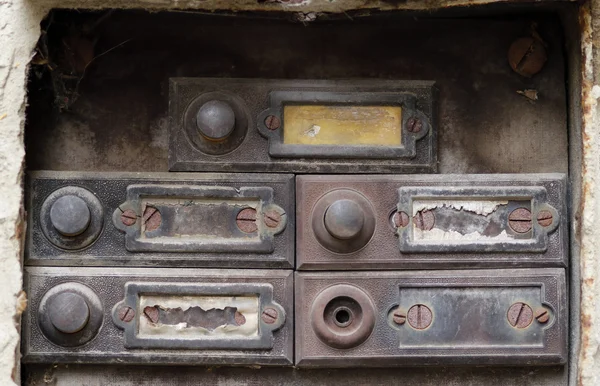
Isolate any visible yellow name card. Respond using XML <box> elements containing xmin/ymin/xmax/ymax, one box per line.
<box><xmin>282</xmin><ymin>105</ymin><xmax>402</xmax><ymax>147</ymax></box>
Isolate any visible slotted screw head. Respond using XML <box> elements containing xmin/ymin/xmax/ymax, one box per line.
<box><xmin>537</xmin><ymin>210</ymin><xmax>553</xmax><ymax>227</ymax></box>
<box><xmin>118</xmin><ymin>305</ymin><xmax>135</xmax><ymax>323</ymax></box>
<box><xmin>535</xmin><ymin>308</ymin><xmax>550</xmax><ymax>324</ymax></box>
<box><xmin>120</xmin><ymin>209</ymin><xmax>137</xmax><ymax>226</ymax></box>
<box><xmin>508</xmin><ymin>37</ymin><xmax>547</xmax><ymax>78</ymax></box>
<box><xmin>393</xmin><ymin>211</ymin><xmax>409</xmax><ymax>228</ymax></box>
<box><xmin>236</xmin><ymin>208</ymin><xmax>258</xmax><ymax>233</ymax></box>
<box><xmin>508</xmin><ymin>208</ymin><xmax>532</xmax><ymax>233</ymax></box>
<box><xmin>143</xmin><ymin>206</ymin><xmax>162</xmax><ymax>232</ymax></box>
<box><xmin>413</xmin><ymin>210</ymin><xmax>435</xmax><ymax>231</ymax></box>
<box><xmin>265</xmin><ymin>115</ymin><xmax>281</xmax><ymax>130</ymax></box>
<box><xmin>261</xmin><ymin>307</ymin><xmax>278</xmax><ymax>324</ymax></box>
<box><xmin>263</xmin><ymin>209</ymin><xmax>281</xmax><ymax>228</ymax></box>
<box><xmin>407</xmin><ymin>304</ymin><xmax>432</xmax><ymax>330</ymax></box>
<box><xmin>392</xmin><ymin>310</ymin><xmax>406</xmax><ymax>325</ymax></box>
<box><xmin>507</xmin><ymin>302</ymin><xmax>533</xmax><ymax>328</ymax></box>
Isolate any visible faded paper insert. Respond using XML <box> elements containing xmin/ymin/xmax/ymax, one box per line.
<box><xmin>283</xmin><ymin>105</ymin><xmax>402</xmax><ymax>146</ymax></box>
<box><xmin>138</xmin><ymin>295</ymin><xmax>259</xmax><ymax>338</ymax></box>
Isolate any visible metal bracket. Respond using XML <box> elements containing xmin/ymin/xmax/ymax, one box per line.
<box><xmin>256</xmin><ymin>91</ymin><xmax>429</xmax><ymax>159</ymax></box>
<box><xmin>112</xmin><ymin>282</ymin><xmax>285</xmax><ymax>350</ymax></box>
<box><xmin>112</xmin><ymin>184</ymin><xmax>287</xmax><ymax>253</ymax></box>
<box><xmin>397</xmin><ymin>186</ymin><xmax>560</xmax><ymax>253</ymax></box>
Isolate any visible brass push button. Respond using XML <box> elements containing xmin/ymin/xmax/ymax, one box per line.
<box><xmin>196</xmin><ymin>100</ymin><xmax>236</xmax><ymax>141</ymax></box>
<box><xmin>48</xmin><ymin>292</ymin><xmax>90</xmax><ymax>333</ymax></box>
<box><xmin>49</xmin><ymin>195</ymin><xmax>91</xmax><ymax>237</ymax></box>
<box><xmin>324</xmin><ymin>199</ymin><xmax>365</xmax><ymax>240</ymax></box>
<box><xmin>311</xmin><ymin>189</ymin><xmax>376</xmax><ymax>254</ymax></box>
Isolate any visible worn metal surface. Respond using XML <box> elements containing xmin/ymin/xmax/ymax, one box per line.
<box><xmin>170</xmin><ymin>79</ymin><xmax>437</xmax><ymax>173</ymax></box>
<box><xmin>112</xmin><ymin>184</ymin><xmax>287</xmax><ymax>253</ymax></box>
<box><xmin>112</xmin><ymin>282</ymin><xmax>285</xmax><ymax>350</ymax></box>
<box><xmin>296</xmin><ymin>268</ymin><xmax>567</xmax><ymax>367</ymax></box>
<box><xmin>26</xmin><ymin>172</ymin><xmax>295</xmax><ymax>268</ymax></box>
<box><xmin>296</xmin><ymin>174</ymin><xmax>567</xmax><ymax>270</ymax></box>
<box><xmin>22</xmin><ymin>267</ymin><xmax>293</xmax><ymax>365</ymax></box>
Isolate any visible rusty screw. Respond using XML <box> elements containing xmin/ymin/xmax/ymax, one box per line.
<box><xmin>120</xmin><ymin>209</ymin><xmax>137</xmax><ymax>226</ymax></box>
<box><xmin>413</xmin><ymin>210</ymin><xmax>435</xmax><ymax>231</ymax></box>
<box><xmin>535</xmin><ymin>308</ymin><xmax>550</xmax><ymax>324</ymax></box>
<box><xmin>265</xmin><ymin>115</ymin><xmax>281</xmax><ymax>131</ymax></box>
<box><xmin>261</xmin><ymin>307</ymin><xmax>278</xmax><ymax>324</ymax></box>
<box><xmin>234</xmin><ymin>311</ymin><xmax>247</xmax><ymax>326</ymax></box>
<box><xmin>263</xmin><ymin>209</ymin><xmax>282</xmax><ymax>228</ymax></box>
<box><xmin>507</xmin><ymin>302</ymin><xmax>533</xmax><ymax>328</ymax></box>
<box><xmin>236</xmin><ymin>208</ymin><xmax>258</xmax><ymax>233</ymax></box>
<box><xmin>143</xmin><ymin>306</ymin><xmax>159</xmax><ymax>324</ymax></box>
<box><xmin>406</xmin><ymin>117</ymin><xmax>423</xmax><ymax>133</ymax></box>
<box><xmin>508</xmin><ymin>37</ymin><xmax>547</xmax><ymax>78</ymax></box>
<box><xmin>537</xmin><ymin>210</ymin><xmax>553</xmax><ymax>227</ymax></box>
<box><xmin>393</xmin><ymin>211</ymin><xmax>409</xmax><ymax>228</ymax></box>
<box><xmin>118</xmin><ymin>305</ymin><xmax>135</xmax><ymax>323</ymax></box>
<box><xmin>407</xmin><ymin>304</ymin><xmax>432</xmax><ymax>330</ymax></box>
<box><xmin>143</xmin><ymin>206</ymin><xmax>162</xmax><ymax>232</ymax></box>
<box><xmin>392</xmin><ymin>309</ymin><xmax>406</xmax><ymax>325</ymax></box>
<box><xmin>508</xmin><ymin>208</ymin><xmax>532</xmax><ymax>233</ymax></box>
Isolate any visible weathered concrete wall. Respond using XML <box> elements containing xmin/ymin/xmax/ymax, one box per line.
<box><xmin>0</xmin><ymin>0</ymin><xmax>594</xmax><ymax>385</ymax></box>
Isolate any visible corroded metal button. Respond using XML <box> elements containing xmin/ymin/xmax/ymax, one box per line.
<box><xmin>50</xmin><ymin>195</ymin><xmax>91</xmax><ymax>237</ymax></box>
<box><xmin>196</xmin><ymin>100</ymin><xmax>236</xmax><ymax>141</ymax></box>
<box><xmin>48</xmin><ymin>292</ymin><xmax>90</xmax><ymax>334</ymax></box>
<box><xmin>324</xmin><ymin>199</ymin><xmax>365</xmax><ymax>240</ymax></box>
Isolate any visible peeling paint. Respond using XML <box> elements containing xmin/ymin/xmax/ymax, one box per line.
<box><xmin>413</xmin><ymin>200</ymin><xmax>508</xmax><ymax>216</ymax></box>
<box><xmin>414</xmin><ymin>227</ymin><xmax>511</xmax><ymax>242</ymax></box>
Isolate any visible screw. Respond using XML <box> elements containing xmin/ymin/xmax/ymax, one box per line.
<box><xmin>508</xmin><ymin>208</ymin><xmax>532</xmax><ymax>233</ymax></box>
<box><xmin>236</xmin><ymin>208</ymin><xmax>258</xmax><ymax>233</ymax></box>
<box><xmin>142</xmin><ymin>206</ymin><xmax>162</xmax><ymax>232</ymax></box>
<box><xmin>118</xmin><ymin>305</ymin><xmax>135</xmax><ymax>323</ymax></box>
<box><xmin>143</xmin><ymin>306</ymin><xmax>159</xmax><ymax>324</ymax></box>
<box><xmin>261</xmin><ymin>307</ymin><xmax>278</xmax><ymax>324</ymax></box>
<box><xmin>537</xmin><ymin>210</ymin><xmax>553</xmax><ymax>227</ymax></box>
<box><xmin>406</xmin><ymin>117</ymin><xmax>423</xmax><ymax>133</ymax></box>
<box><xmin>234</xmin><ymin>311</ymin><xmax>247</xmax><ymax>326</ymax></box>
<box><xmin>393</xmin><ymin>211</ymin><xmax>409</xmax><ymax>228</ymax></box>
<box><xmin>407</xmin><ymin>304</ymin><xmax>432</xmax><ymax>330</ymax></box>
<box><xmin>392</xmin><ymin>309</ymin><xmax>406</xmax><ymax>325</ymax></box>
<box><xmin>413</xmin><ymin>210</ymin><xmax>435</xmax><ymax>231</ymax></box>
<box><xmin>120</xmin><ymin>209</ymin><xmax>137</xmax><ymax>226</ymax></box>
<box><xmin>263</xmin><ymin>209</ymin><xmax>282</xmax><ymax>228</ymax></box>
<box><xmin>508</xmin><ymin>37</ymin><xmax>547</xmax><ymax>78</ymax></box>
<box><xmin>535</xmin><ymin>308</ymin><xmax>550</xmax><ymax>324</ymax></box>
<box><xmin>265</xmin><ymin>115</ymin><xmax>281</xmax><ymax>130</ymax></box>
<box><xmin>507</xmin><ymin>302</ymin><xmax>533</xmax><ymax>328</ymax></box>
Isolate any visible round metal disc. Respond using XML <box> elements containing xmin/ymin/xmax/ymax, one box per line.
<box><xmin>196</xmin><ymin>100</ymin><xmax>236</xmax><ymax>141</ymax></box>
<box><xmin>50</xmin><ymin>195</ymin><xmax>91</xmax><ymax>237</ymax></box>
<box><xmin>48</xmin><ymin>292</ymin><xmax>90</xmax><ymax>334</ymax></box>
<box><xmin>324</xmin><ymin>199</ymin><xmax>365</xmax><ymax>240</ymax></box>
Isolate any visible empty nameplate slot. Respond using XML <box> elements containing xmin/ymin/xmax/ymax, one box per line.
<box><xmin>411</xmin><ymin>199</ymin><xmax>532</xmax><ymax>242</ymax></box>
<box><xmin>283</xmin><ymin>105</ymin><xmax>402</xmax><ymax>146</ymax></box>
<box><xmin>138</xmin><ymin>295</ymin><xmax>259</xmax><ymax>338</ymax></box>
<box><xmin>140</xmin><ymin>197</ymin><xmax>260</xmax><ymax>240</ymax></box>
<box><xmin>395</xmin><ymin>286</ymin><xmax>543</xmax><ymax>348</ymax></box>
